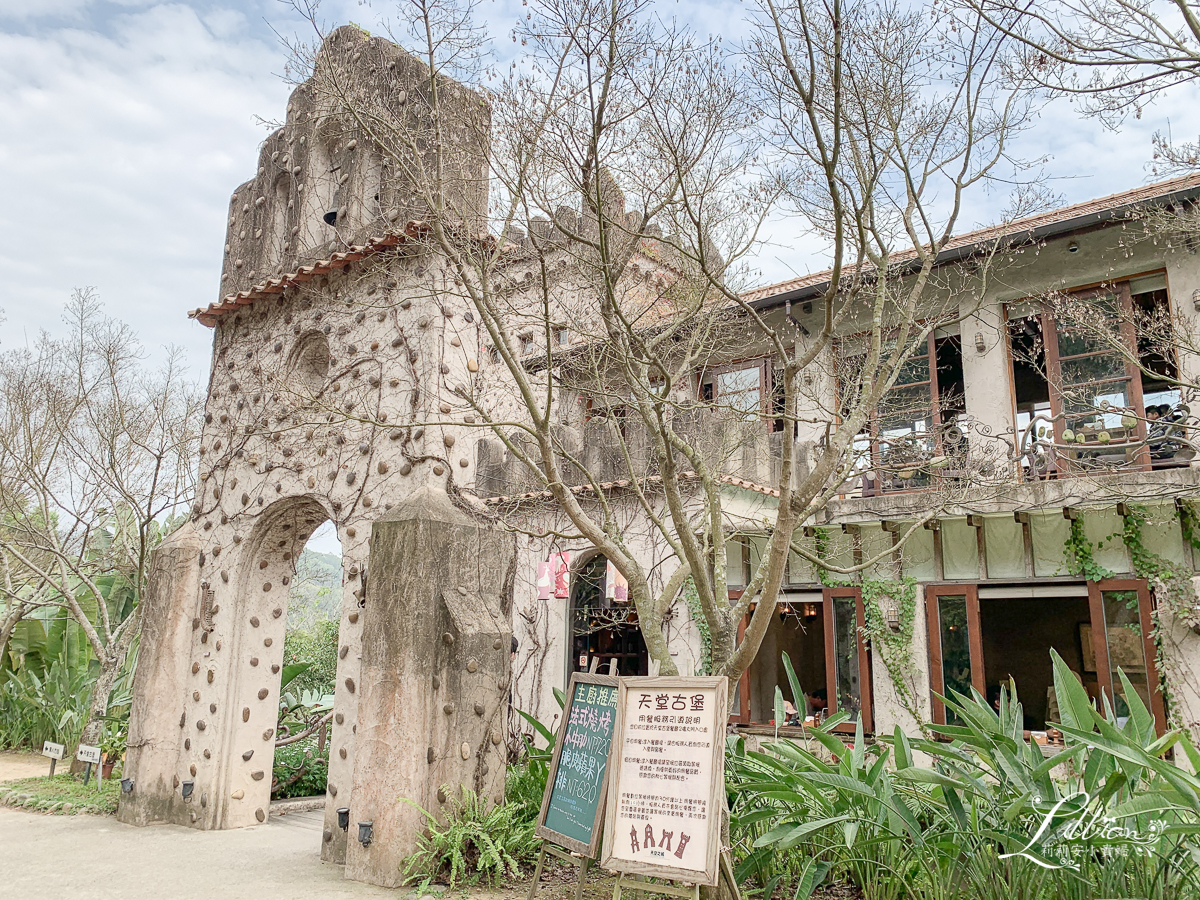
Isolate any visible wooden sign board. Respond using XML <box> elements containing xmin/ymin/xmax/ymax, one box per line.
<box><xmin>534</xmin><ymin>672</ymin><xmax>620</xmax><ymax>857</ymax></box>
<box><xmin>601</xmin><ymin>676</ymin><xmax>727</xmax><ymax>887</ymax></box>
<box><xmin>42</xmin><ymin>741</ymin><xmax>65</xmax><ymax>761</ymax></box>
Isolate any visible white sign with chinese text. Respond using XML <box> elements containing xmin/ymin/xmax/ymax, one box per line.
<box><xmin>41</xmin><ymin>741</ymin><xmax>65</xmax><ymax>760</ymax></box>
<box><xmin>600</xmin><ymin>676</ymin><xmax>727</xmax><ymax>887</ymax></box>
<box><xmin>76</xmin><ymin>744</ymin><xmax>101</xmax><ymax>765</ymax></box>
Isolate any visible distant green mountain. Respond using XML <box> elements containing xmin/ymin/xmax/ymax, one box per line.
<box><xmin>286</xmin><ymin>548</ymin><xmax>343</xmax><ymax>630</ymax></box>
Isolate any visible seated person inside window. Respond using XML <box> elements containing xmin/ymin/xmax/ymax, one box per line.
<box><xmin>805</xmin><ymin>688</ymin><xmax>828</xmax><ymax>717</ymax></box>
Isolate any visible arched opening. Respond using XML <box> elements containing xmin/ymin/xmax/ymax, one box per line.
<box><xmin>569</xmin><ymin>554</ymin><xmax>648</xmax><ymax>677</ymax></box>
<box><xmin>288</xmin><ymin>331</ymin><xmax>331</xmax><ymax>398</ymax></box>
<box><xmin>273</xmin><ymin>519</ymin><xmax>343</xmax><ymax>802</ymax></box>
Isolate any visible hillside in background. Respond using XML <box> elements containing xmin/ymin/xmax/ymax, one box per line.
<box><xmin>286</xmin><ymin>549</ymin><xmax>342</xmax><ymax>629</ymax></box>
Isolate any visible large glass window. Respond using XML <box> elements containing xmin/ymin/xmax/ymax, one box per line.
<box><xmin>569</xmin><ymin>554</ymin><xmax>648</xmax><ymax>678</ymax></box>
<box><xmin>1010</xmin><ymin>276</ymin><xmax>1185</xmax><ymax>477</ymax></box>
<box><xmin>823</xmin><ymin>587</ymin><xmax>873</xmax><ymax>732</ymax></box>
<box><xmin>839</xmin><ymin>333</ymin><xmax>965</xmax><ymax>495</ymax></box>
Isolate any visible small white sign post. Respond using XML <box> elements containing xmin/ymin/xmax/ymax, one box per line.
<box><xmin>41</xmin><ymin>741</ymin><xmax>65</xmax><ymax>778</ymax></box>
<box><xmin>600</xmin><ymin>676</ymin><xmax>731</xmax><ymax>900</ymax></box>
<box><xmin>76</xmin><ymin>744</ymin><xmax>101</xmax><ymax>787</ymax></box>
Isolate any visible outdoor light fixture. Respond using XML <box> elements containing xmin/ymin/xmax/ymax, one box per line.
<box><xmin>974</xmin><ymin>332</ymin><xmax>986</xmax><ymax>354</ymax></box>
<box><xmin>120</xmin><ymin>778</ymin><xmax>134</xmax><ymax>794</ymax></box>
<box><xmin>1193</xmin><ymin>288</ymin><xmax>1200</xmax><ymax>311</ymax></box>
<box><xmin>357</xmin><ymin>821</ymin><xmax>374</xmax><ymax>847</ymax></box>
<box><xmin>181</xmin><ymin>780</ymin><xmax>194</xmax><ymax>800</ymax></box>
<box><xmin>337</xmin><ymin>807</ymin><xmax>350</xmax><ymax>831</ymax></box>
<box><xmin>885</xmin><ymin>606</ymin><xmax>900</xmax><ymax>631</ymax></box>
<box><xmin>1067</xmin><ymin>241</ymin><xmax>1079</xmax><ymax>253</ymax></box>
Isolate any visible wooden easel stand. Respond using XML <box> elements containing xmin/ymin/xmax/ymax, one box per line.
<box><xmin>528</xmin><ymin>841</ymin><xmax>593</xmax><ymax>900</ymax></box>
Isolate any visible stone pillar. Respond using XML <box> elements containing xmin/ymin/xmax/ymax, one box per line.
<box><xmin>344</xmin><ymin>486</ymin><xmax>515</xmax><ymax>888</ymax></box>
<box><xmin>960</xmin><ymin>297</ymin><xmax>1015</xmax><ymax>456</ymax></box>
<box><xmin>117</xmin><ymin>523</ymin><xmax>203</xmax><ymax>826</ymax></box>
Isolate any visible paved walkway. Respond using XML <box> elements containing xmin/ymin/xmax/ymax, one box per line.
<box><xmin>0</xmin><ymin>805</ymin><xmax>415</xmax><ymax>899</ymax></box>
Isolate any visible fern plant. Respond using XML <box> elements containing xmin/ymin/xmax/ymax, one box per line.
<box><xmin>400</xmin><ymin>786</ymin><xmax>540</xmax><ymax>889</ymax></box>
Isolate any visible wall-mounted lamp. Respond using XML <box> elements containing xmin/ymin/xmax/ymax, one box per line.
<box><xmin>120</xmin><ymin>778</ymin><xmax>134</xmax><ymax>794</ymax></box>
<box><xmin>801</xmin><ymin>603</ymin><xmax>818</xmax><ymax>620</ymax></box>
<box><xmin>337</xmin><ymin>807</ymin><xmax>350</xmax><ymax>831</ymax></box>
<box><xmin>1067</xmin><ymin>241</ymin><xmax>1079</xmax><ymax>253</ymax></box>
<box><xmin>357</xmin><ymin>821</ymin><xmax>374</xmax><ymax>847</ymax></box>
<box><xmin>974</xmin><ymin>332</ymin><xmax>986</xmax><ymax>354</ymax></box>
<box><xmin>1193</xmin><ymin>288</ymin><xmax>1200</xmax><ymax>312</ymax></box>
<box><xmin>885</xmin><ymin>606</ymin><xmax>901</xmax><ymax>631</ymax></box>
<box><xmin>180</xmin><ymin>780</ymin><xmax>194</xmax><ymax>800</ymax></box>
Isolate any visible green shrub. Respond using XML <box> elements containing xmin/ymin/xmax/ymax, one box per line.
<box><xmin>271</xmin><ymin>737</ymin><xmax>328</xmax><ymax>799</ymax></box>
<box><xmin>728</xmin><ymin>649</ymin><xmax>1200</xmax><ymax>900</ymax></box>
<box><xmin>281</xmin><ymin>620</ymin><xmax>338</xmax><ymax>697</ymax></box>
<box><xmin>401</xmin><ymin>787</ymin><xmax>540</xmax><ymax>889</ymax></box>
<box><xmin>0</xmin><ymin>646</ymin><xmax>96</xmax><ymax>750</ymax></box>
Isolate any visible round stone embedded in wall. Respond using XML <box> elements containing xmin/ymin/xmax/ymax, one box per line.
<box><xmin>271</xmin><ymin>664</ymin><xmax>280</xmax><ymax>674</ymax></box>
<box><xmin>335</xmin><ymin>713</ymin><xmax>344</xmax><ymax>725</ymax></box>
<box><xmin>250</xmin><ymin>616</ymin><xmax>259</xmax><ymax>627</ymax></box>
<box><xmin>433</xmin><ymin>465</ymin><xmax>445</xmax><ymax>476</ymax></box>
<box><xmin>255</xmin><ymin>808</ymin><xmax>266</xmax><ymax>823</ymax></box>
<box><xmin>442</xmin><ymin>632</ymin><xmax>454</xmax><ymax>645</ymax></box>
<box><xmin>329</xmin><ymin>784</ymin><xmax>337</xmax><ymax>797</ymax></box>
<box><xmin>492</xmin><ymin>639</ymin><xmax>502</xmax><ymax>650</ymax></box>
<box><xmin>344</xmin><ymin>678</ymin><xmax>355</xmax><ymax>693</ymax></box>
<box><xmin>251</xmin><ymin>771</ymin><xmax>264</xmax><ymax>781</ymax></box>
<box><xmin>324</xmin><ymin>828</ymin><xmax>333</xmax><ymax>843</ymax></box>
<box><xmin>262</xmin><ymin>582</ymin><xmax>271</xmax><ymax>592</ymax></box>
<box><xmin>437</xmin><ymin>788</ymin><xmax>447</xmax><ymax>804</ymax></box>
<box><xmin>263</xmin><ymin>728</ymin><xmax>274</xmax><ymax>741</ymax></box>
<box><xmin>250</xmin><ymin>657</ymin><xmax>259</xmax><ymax>667</ymax></box>
<box><xmin>459</xmin><ymin>458</ymin><xmax>469</xmax><ymax>468</ymax></box>
<box><xmin>339</xmin><ymin>646</ymin><xmax>348</xmax><ymax>660</ymax></box>
<box><xmin>192</xmin><ymin>691</ymin><xmax>200</xmax><ymax>702</ymax></box>
<box><xmin>184</xmin><ymin>738</ymin><xmax>191</xmax><ymax>750</ymax></box>
<box><xmin>207</xmin><ymin>669</ymin><xmax>214</xmax><ymax>683</ymax></box>
<box><xmin>466</xmin><ymin>659</ymin><xmax>478</xmax><ymax>673</ymax></box>
<box><xmin>242</xmin><ymin>749</ymin><xmax>253</xmax><ymax>761</ymax></box>
<box><xmin>192</xmin><ymin>662</ymin><xmax>201</xmax><ymax>674</ymax></box>
<box><xmin>209</xmin><ymin>703</ymin><xmax>217</xmax><ymax>713</ymax></box>
<box><xmin>474</xmin><ymin>702</ymin><xmax>485</xmax><ymax>716</ymax></box>
<box><xmin>427</xmin><ymin>747</ymin><xmax>435</xmax><ymax>764</ymax></box>
<box><xmin>339</xmin><ymin>748</ymin><xmax>347</xmax><ymax>760</ymax></box>
<box><xmin>190</xmin><ymin>764</ymin><xmax>197</xmax><ymax>776</ymax></box>
<box><xmin>242</xmin><ymin>707</ymin><xmax>250</xmax><ymax>722</ymax></box>
<box><xmin>203</xmin><ymin>749</ymin><xmax>211</xmax><ymax>760</ymax></box>
<box><xmin>348</xmin><ymin>612</ymin><xmax>359</xmax><ymax>624</ymax></box>
<box><xmin>491</xmin><ymin>731</ymin><xmax>502</xmax><ymax>745</ymax></box>
<box><xmin>258</xmin><ymin>688</ymin><xmax>269</xmax><ymax>700</ymax></box>
<box><xmin>273</xmin><ymin>607</ymin><xmax>282</xmax><ymax>619</ymax></box>
<box><xmin>431</xmin><ymin>675</ymin><xmax>440</xmax><ymax>689</ymax></box>
<box><xmin>460</xmin><ymin>742</ymin><xmax>471</xmax><ymax>760</ymax></box>
<box><xmin>196</xmin><ymin>720</ymin><xmax>206</xmax><ymax>731</ymax></box>
<box><xmin>264</xmin><ymin>638</ymin><xmax>273</xmax><ymax>647</ymax></box>
<box><xmin>443</xmin><ymin>703</ymin><xmax>455</xmax><ymax>715</ymax></box>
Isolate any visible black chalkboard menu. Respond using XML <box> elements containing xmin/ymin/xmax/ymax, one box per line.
<box><xmin>534</xmin><ymin>672</ymin><xmax>619</xmax><ymax>856</ymax></box>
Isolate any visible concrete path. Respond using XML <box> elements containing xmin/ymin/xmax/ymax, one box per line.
<box><xmin>0</xmin><ymin>805</ymin><xmax>408</xmax><ymax>899</ymax></box>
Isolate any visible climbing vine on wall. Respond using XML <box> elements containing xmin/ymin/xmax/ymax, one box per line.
<box><xmin>1063</xmin><ymin>507</ymin><xmax>1200</xmax><ymax>728</ymax></box>
<box><xmin>812</xmin><ymin>529</ymin><xmax>926</xmax><ymax>734</ymax></box>
<box><xmin>681</xmin><ymin>578</ymin><xmax>712</xmax><ymax>676</ymax></box>
<box><xmin>1064</xmin><ymin>517</ymin><xmax>1114</xmax><ymax>583</ymax></box>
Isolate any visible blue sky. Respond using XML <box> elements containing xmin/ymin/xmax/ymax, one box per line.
<box><xmin>0</xmin><ymin>0</ymin><xmax>1194</xmax><ymax>374</ymax></box>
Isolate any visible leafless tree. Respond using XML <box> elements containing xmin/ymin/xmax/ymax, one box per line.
<box><xmin>275</xmin><ymin>0</ymin><xmax>1041</xmax><ymax>713</ymax></box>
<box><xmin>0</xmin><ymin>289</ymin><xmax>202</xmax><ymax>750</ymax></box>
<box><xmin>967</xmin><ymin>0</ymin><xmax>1200</xmax><ymax>170</ymax></box>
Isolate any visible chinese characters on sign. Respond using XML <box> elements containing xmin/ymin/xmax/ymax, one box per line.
<box><xmin>602</xmin><ymin>676</ymin><xmax>727</xmax><ymax>887</ymax></box>
<box><xmin>536</xmin><ymin>675</ymin><xmax>620</xmax><ymax>856</ymax></box>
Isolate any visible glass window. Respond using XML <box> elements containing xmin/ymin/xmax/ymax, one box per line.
<box><xmin>831</xmin><ymin>596</ymin><xmax>863</xmax><ymax>725</ymax></box>
<box><xmin>937</xmin><ymin>594</ymin><xmax>972</xmax><ymax>724</ymax></box>
<box><xmin>1101</xmin><ymin>590</ymin><xmax>1151</xmax><ymax>723</ymax></box>
<box><xmin>716</xmin><ymin>367</ymin><xmax>762</xmax><ymax>416</ymax></box>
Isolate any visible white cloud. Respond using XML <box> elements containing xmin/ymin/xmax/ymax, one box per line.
<box><xmin>0</xmin><ymin>0</ymin><xmax>1196</xmax><ymax>376</ymax></box>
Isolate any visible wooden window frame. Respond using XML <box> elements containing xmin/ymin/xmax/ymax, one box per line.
<box><xmin>1087</xmin><ymin>578</ymin><xmax>1167</xmax><ymax>737</ymax></box>
<box><xmin>925</xmin><ymin>583</ymin><xmax>984</xmax><ymax>726</ymax></box>
<box><xmin>823</xmin><ymin>586</ymin><xmax>874</xmax><ymax>734</ymax></box>
<box><xmin>835</xmin><ymin>331</ymin><xmax>955</xmax><ymax>497</ymax></box>
<box><xmin>924</xmin><ymin>579</ymin><xmax>1166</xmax><ymax>735</ymax></box>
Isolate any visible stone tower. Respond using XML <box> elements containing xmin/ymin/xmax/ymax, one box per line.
<box><xmin>119</xmin><ymin>25</ymin><xmax>514</xmax><ymax>885</ymax></box>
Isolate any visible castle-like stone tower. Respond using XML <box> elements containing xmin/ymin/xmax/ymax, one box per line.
<box><xmin>119</xmin><ymin>26</ymin><xmax>513</xmax><ymax>885</ymax></box>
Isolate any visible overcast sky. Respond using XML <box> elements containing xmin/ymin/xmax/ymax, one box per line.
<box><xmin>0</xmin><ymin>0</ymin><xmax>1195</xmax><ymax>373</ymax></box>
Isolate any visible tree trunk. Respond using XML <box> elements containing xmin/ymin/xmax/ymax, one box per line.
<box><xmin>70</xmin><ymin>651</ymin><xmax>123</xmax><ymax>772</ymax></box>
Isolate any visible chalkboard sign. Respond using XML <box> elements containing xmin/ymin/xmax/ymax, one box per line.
<box><xmin>534</xmin><ymin>672</ymin><xmax>619</xmax><ymax>857</ymax></box>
